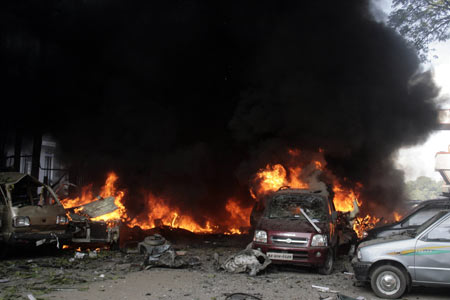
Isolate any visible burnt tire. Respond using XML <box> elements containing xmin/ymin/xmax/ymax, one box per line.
<box><xmin>370</xmin><ymin>264</ymin><xmax>407</xmax><ymax>299</ymax></box>
<box><xmin>318</xmin><ymin>248</ymin><xmax>334</xmax><ymax>275</ymax></box>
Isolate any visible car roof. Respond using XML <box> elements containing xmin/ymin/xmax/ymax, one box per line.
<box><xmin>411</xmin><ymin>198</ymin><xmax>450</xmax><ymax>210</ymax></box>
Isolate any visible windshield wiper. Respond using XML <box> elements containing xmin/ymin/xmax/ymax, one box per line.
<box><xmin>300</xmin><ymin>208</ymin><xmax>321</xmax><ymax>233</ymax></box>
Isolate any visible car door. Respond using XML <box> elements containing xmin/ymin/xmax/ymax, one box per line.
<box><xmin>414</xmin><ymin>215</ymin><xmax>450</xmax><ymax>284</ymax></box>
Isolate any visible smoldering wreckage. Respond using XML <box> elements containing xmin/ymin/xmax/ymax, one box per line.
<box><xmin>0</xmin><ymin>171</ymin><xmax>375</xmax><ymax>300</ymax></box>
<box><xmin>1</xmin><ymin>0</ymin><xmax>449</xmax><ymax>299</ymax></box>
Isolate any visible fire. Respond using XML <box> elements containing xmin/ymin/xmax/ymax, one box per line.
<box><xmin>354</xmin><ymin>214</ymin><xmax>381</xmax><ymax>237</ymax></box>
<box><xmin>127</xmin><ymin>194</ymin><xmax>215</xmax><ymax>233</ymax></box>
<box><xmin>61</xmin><ymin>172</ymin><xmax>127</xmax><ymax>224</ymax></box>
<box><xmin>127</xmin><ymin>195</ymin><xmax>251</xmax><ymax>234</ymax></box>
<box><xmin>61</xmin><ymin>172</ymin><xmax>253</xmax><ymax>234</ymax></box>
<box><xmin>251</xmin><ymin>163</ymin><xmax>309</xmax><ymax>198</ymax></box>
<box><xmin>251</xmin><ymin>161</ymin><xmax>359</xmax><ymax>214</ymax></box>
<box><xmin>332</xmin><ymin>182</ymin><xmax>362</xmax><ymax>212</ymax></box>
<box><xmin>249</xmin><ymin>151</ymin><xmax>390</xmax><ymax>239</ymax></box>
<box><xmin>393</xmin><ymin>211</ymin><xmax>402</xmax><ymax>222</ymax></box>
<box><xmin>224</xmin><ymin>198</ymin><xmax>252</xmax><ymax>234</ymax></box>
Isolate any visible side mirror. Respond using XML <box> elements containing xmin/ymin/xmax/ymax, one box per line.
<box><xmin>331</xmin><ymin>211</ymin><xmax>338</xmax><ymax>223</ymax></box>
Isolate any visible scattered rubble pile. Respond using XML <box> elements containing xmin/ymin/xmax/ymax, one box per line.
<box><xmin>0</xmin><ymin>249</ymin><xmax>142</xmax><ymax>300</ymax></box>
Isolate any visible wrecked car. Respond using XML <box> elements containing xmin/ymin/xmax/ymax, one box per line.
<box><xmin>66</xmin><ymin>196</ymin><xmax>120</xmax><ymax>248</ymax></box>
<box><xmin>252</xmin><ymin>187</ymin><xmax>338</xmax><ymax>274</ymax></box>
<box><xmin>352</xmin><ymin>210</ymin><xmax>450</xmax><ymax>299</ymax></box>
<box><xmin>0</xmin><ymin>172</ymin><xmax>70</xmax><ymax>252</ymax></box>
<box><xmin>361</xmin><ymin>198</ymin><xmax>450</xmax><ymax>241</ymax></box>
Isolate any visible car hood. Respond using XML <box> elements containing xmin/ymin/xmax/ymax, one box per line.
<box><xmin>359</xmin><ymin>233</ymin><xmax>412</xmax><ymax>248</ymax></box>
<box><xmin>257</xmin><ymin>217</ymin><xmax>329</xmax><ymax>234</ymax></box>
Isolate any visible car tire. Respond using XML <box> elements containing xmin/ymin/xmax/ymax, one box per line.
<box><xmin>318</xmin><ymin>248</ymin><xmax>334</xmax><ymax>275</ymax></box>
<box><xmin>370</xmin><ymin>264</ymin><xmax>407</xmax><ymax>299</ymax></box>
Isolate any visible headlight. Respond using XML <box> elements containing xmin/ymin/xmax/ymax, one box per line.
<box><xmin>311</xmin><ymin>234</ymin><xmax>327</xmax><ymax>247</ymax></box>
<box><xmin>362</xmin><ymin>231</ymin><xmax>368</xmax><ymax>238</ymax></box>
<box><xmin>13</xmin><ymin>216</ymin><xmax>31</xmax><ymax>227</ymax></box>
<box><xmin>56</xmin><ymin>215</ymin><xmax>69</xmax><ymax>225</ymax></box>
<box><xmin>357</xmin><ymin>249</ymin><xmax>362</xmax><ymax>260</ymax></box>
<box><xmin>254</xmin><ymin>230</ymin><xmax>267</xmax><ymax>243</ymax></box>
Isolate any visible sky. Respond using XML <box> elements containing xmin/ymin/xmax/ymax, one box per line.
<box><xmin>371</xmin><ymin>0</ymin><xmax>450</xmax><ymax>181</ymax></box>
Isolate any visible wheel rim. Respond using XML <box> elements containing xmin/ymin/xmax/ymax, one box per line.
<box><xmin>376</xmin><ymin>271</ymin><xmax>401</xmax><ymax>296</ymax></box>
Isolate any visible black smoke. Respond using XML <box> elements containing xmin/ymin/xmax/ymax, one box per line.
<box><xmin>1</xmin><ymin>0</ymin><xmax>439</xmax><ymax>222</ymax></box>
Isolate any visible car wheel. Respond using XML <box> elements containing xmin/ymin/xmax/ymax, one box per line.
<box><xmin>370</xmin><ymin>264</ymin><xmax>407</xmax><ymax>299</ymax></box>
<box><xmin>318</xmin><ymin>248</ymin><xmax>334</xmax><ymax>275</ymax></box>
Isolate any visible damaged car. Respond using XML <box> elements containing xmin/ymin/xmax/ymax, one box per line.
<box><xmin>0</xmin><ymin>172</ymin><xmax>70</xmax><ymax>254</ymax></box>
<box><xmin>361</xmin><ymin>198</ymin><xmax>450</xmax><ymax>241</ymax></box>
<box><xmin>252</xmin><ymin>187</ymin><xmax>338</xmax><ymax>274</ymax></box>
<box><xmin>66</xmin><ymin>196</ymin><xmax>120</xmax><ymax>248</ymax></box>
<box><xmin>352</xmin><ymin>210</ymin><xmax>450</xmax><ymax>299</ymax></box>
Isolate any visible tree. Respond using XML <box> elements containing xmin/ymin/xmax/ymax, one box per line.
<box><xmin>405</xmin><ymin>176</ymin><xmax>444</xmax><ymax>200</ymax></box>
<box><xmin>388</xmin><ymin>0</ymin><xmax>450</xmax><ymax>61</ymax></box>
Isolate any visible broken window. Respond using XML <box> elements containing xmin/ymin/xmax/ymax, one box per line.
<box><xmin>268</xmin><ymin>194</ymin><xmax>328</xmax><ymax>221</ymax></box>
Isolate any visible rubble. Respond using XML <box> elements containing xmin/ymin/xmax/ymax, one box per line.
<box><xmin>221</xmin><ymin>249</ymin><xmax>271</xmax><ymax>276</ymax></box>
<box><xmin>141</xmin><ymin>234</ymin><xmax>201</xmax><ymax>269</ymax></box>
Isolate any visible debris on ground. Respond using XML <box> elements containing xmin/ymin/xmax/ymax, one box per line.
<box><xmin>336</xmin><ymin>294</ymin><xmax>365</xmax><ymax>300</ymax></box>
<box><xmin>141</xmin><ymin>234</ymin><xmax>201</xmax><ymax>269</ymax></box>
<box><xmin>312</xmin><ymin>285</ymin><xmax>339</xmax><ymax>293</ymax></box>
<box><xmin>224</xmin><ymin>292</ymin><xmax>263</xmax><ymax>300</ymax></box>
<box><xmin>221</xmin><ymin>249</ymin><xmax>271</xmax><ymax>276</ymax></box>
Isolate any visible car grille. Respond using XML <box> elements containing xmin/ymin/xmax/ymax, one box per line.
<box><xmin>271</xmin><ymin>235</ymin><xmax>309</xmax><ymax>247</ymax></box>
<box><xmin>267</xmin><ymin>249</ymin><xmax>309</xmax><ymax>259</ymax></box>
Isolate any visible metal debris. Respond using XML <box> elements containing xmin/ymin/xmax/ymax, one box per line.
<box><xmin>141</xmin><ymin>235</ymin><xmax>200</xmax><ymax>269</ymax></box>
<box><xmin>312</xmin><ymin>285</ymin><xmax>339</xmax><ymax>293</ymax></box>
<box><xmin>225</xmin><ymin>293</ymin><xmax>262</xmax><ymax>300</ymax></box>
<box><xmin>221</xmin><ymin>249</ymin><xmax>271</xmax><ymax>276</ymax></box>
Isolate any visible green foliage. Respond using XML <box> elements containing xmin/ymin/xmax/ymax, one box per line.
<box><xmin>388</xmin><ymin>0</ymin><xmax>450</xmax><ymax>61</ymax></box>
<box><xmin>405</xmin><ymin>176</ymin><xmax>444</xmax><ymax>200</ymax></box>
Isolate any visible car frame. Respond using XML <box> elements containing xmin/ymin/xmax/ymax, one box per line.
<box><xmin>352</xmin><ymin>210</ymin><xmax>450</xmax><ymax>299</ymax></box>
<box><xmin>0</xmin><ymin>172</ymin><xmax>71</xmax><ymax>253</ymax></box>
<box><xmin>252</xmin><ymin>187</ymin><xmax>338</xmax><ymax>275</ymax></box>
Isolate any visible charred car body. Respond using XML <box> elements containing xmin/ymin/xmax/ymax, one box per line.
<box><xmin>252</xmin><ymin>188</ymin><xmax>338</xmax><ymax>274</ymax></box>
<box><xmin>66</xmin><ymin>196</ymin><xmax>120</xmax><ymax>248</ymax></box>
<box><xmin>353</xmin><ymin>210</ymin><xmax>450</xmax><ymax>299</ymax></box>
<box><xmin>0</xmin><ymin>172</ymin><xmax>70</xmax><ymax>250</ymax></box>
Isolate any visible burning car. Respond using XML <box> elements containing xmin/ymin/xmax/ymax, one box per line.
<box><xmin>65</xmin><ymin>196</ymin><xmax>120</xmax><ymax>248</ymax></box>
<box><xmin>352</xmin><ymin>210</ymin><xmax>450</xmax><ymax>299</ymax></box>
<box><xmin>0</xmin><ymin>172</ymin><xmax>70</xmax><ymax>253</ymax></box>
<box><xmin>252</xmin><ymin>187</ymin><xmax>338</xmax><ymax>274</ymax></box>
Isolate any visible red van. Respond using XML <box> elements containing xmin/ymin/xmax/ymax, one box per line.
<box><xmin>252</xmin><ymin>188</ymin><xmax>338</xmax><ymax>274</ymax></box>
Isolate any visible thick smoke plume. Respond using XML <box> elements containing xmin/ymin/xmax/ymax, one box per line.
<box><xmin>1</xmin><ymin>1</ymin><xmax>439</xmax><ymax>223</ymax></box>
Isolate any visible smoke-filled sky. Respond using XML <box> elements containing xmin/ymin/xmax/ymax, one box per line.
<box><xmin>0</xmin><ymin>0</ymin><xmax>439</xmax><ymax>220</ymax></box>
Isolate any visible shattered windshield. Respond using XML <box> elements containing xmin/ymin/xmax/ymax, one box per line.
<box><xmin>268</xmin><ymin>193</ymin><xmax>328</xmax><ymax>221</ymax></box>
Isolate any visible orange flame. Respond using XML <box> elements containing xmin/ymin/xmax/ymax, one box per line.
<box><xmin>61</xmin><ymin>172</ymin><xmax>127</xmax><ymax>224</ymax></box>
<box><xmin>250</xmin><ymin>151</ymin><xmax>397</xmax><ymax>239</ymax></box>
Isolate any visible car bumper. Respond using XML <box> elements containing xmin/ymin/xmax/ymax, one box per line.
<box><xmin>253</xmin><ymin>242</ymin><xmax>329</xmax><ymax>267</ymax></box>
<box><xmin>9</xmin><ymin>231</ymin><xmax>72</xmax><ymax>245</ymax></box>
<box><xmin>351</xmin><ymin>257</ymin><xmax>371</xmax><ymax>281</ymax></box>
